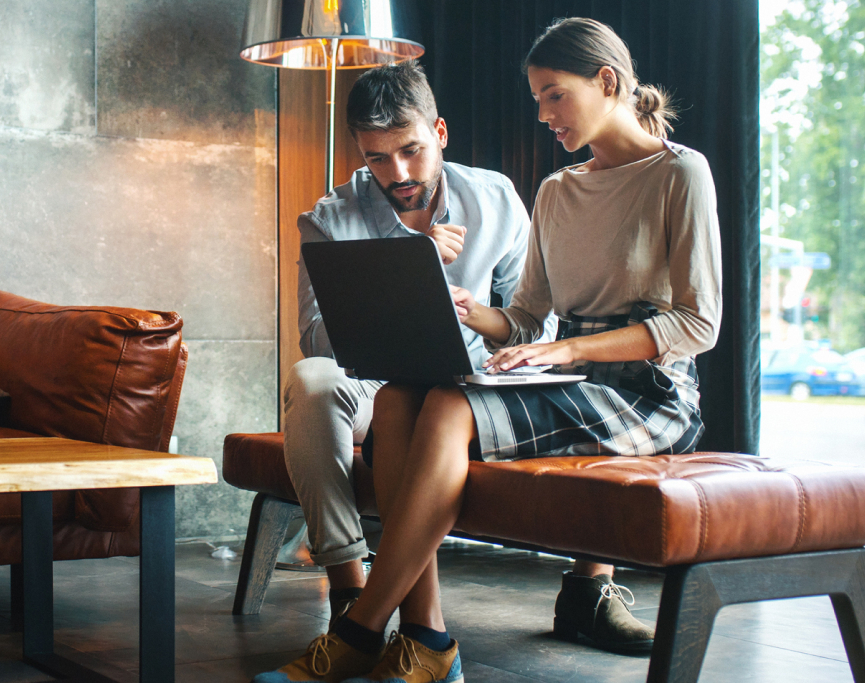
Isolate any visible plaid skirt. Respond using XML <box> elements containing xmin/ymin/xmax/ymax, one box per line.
<box><xmin>462</xmin><ymin>302</ymin><xmax>704</xmax><ymax>462</ymax></box>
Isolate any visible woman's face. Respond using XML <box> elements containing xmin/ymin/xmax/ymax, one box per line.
<box><xmin>528</xmin><ymin>66</ymin><xmax>615</xmax><ymax>153</ymax></box>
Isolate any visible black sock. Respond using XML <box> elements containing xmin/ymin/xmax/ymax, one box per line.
<box><xmin>398</xmin><ymin>622</ymin><xmax>451</xmax><ymax>652</ymax></box>
<box><xmin>333</xmin><ymin>616</ymin><xmax>385</xmax><ymax>656</ymax></box>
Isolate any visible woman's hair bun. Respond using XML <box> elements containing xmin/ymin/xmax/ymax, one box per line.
<box><xmin>632</xmin><ymin>83</ymin><xmax>677</xmax><ymax>139</ymax></box>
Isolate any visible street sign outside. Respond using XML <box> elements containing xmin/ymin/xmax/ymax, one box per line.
<box><xmin>768</xmin><ymin>252</ymin><xmax>831</xmax><ymax>269</ymax></box>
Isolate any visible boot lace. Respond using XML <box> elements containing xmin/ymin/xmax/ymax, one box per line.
<box><xmin>307</xmin><ymin>633</ymin><xmax>338</xmax><ymax>676</ymax></box>
<box><xmin>383</xmin><ymin>631</ymin><xmax>420</xmax><ymax>675</ymax></box>
<box><xmin>594</xmin><ymin>581</ymin><xmax>636</xmax><ymax>624</ymax></box>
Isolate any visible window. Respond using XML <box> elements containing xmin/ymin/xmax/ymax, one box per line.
<box><xmin>760</xmin><ymin>0</ymin><xmax>865</xmax><ymax>460</ymax></box>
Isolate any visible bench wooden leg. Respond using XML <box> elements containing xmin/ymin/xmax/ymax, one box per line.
<box><xmin>647</xmin><ymin>549</ymin><xmax>865</xmax><ymax>683</ymax></box>
<box><xmin>646</xmin><ymin>564</ymin><xmax>721</xmax><ymax>683</ymax></box>
<box><xmin>232</xmin><ymin>493</ymin><xmax>297</xmax><ymax>615</ymax></box>
<box><xmin>830</xmin><ymin>551</ymin><xmax>865</xmax><ymax>683</ymax></box>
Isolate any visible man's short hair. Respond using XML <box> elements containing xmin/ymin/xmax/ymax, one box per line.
<box><xmin>346</xmin><ymin>60</ymin><xmax>438</xmax><ymax>135</ymax></box>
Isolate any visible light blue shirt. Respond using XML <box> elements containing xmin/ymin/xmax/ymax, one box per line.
<box><xmin>297</xmin><ymin>161</ymin><xmax>557</xmax><ymax>368</ymax></box>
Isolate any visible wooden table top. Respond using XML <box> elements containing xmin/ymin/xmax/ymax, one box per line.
<box><xmin>0</xmin><ymin>438</ymin><xmax>218</xmax><ymax>492</ymax></box>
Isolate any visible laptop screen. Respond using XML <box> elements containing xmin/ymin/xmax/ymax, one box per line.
<box><xmin>302</xmin><ymin>236</ymin><xmax>475</xmax><ymax>385</ymax></box>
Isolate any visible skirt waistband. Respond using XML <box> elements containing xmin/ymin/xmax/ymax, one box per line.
<box><xmin>558</xmin><ymin>301</ymin><xmax>659</xmax><ymax>340</ymax></box>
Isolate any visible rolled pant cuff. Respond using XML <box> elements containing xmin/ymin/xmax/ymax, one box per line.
<box><xmin>310</xmin><ymin>538</ymin><xmax>370</xmax><ymax>567</ymax></box>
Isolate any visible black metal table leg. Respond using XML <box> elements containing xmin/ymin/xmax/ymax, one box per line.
<box><xmin>140</xmin><ymin>485</ymin><xmax>175</xmax><ymax>683</ymax></box>
<box><xmin>19</xmin><ymin>486</ymin><xmax>177</xmax><ymax>682</ymax></box>
<box><xmin>20</xmin><ymin>491</ymin><xmax>119</xmax><ymax>682</ymax></box>
<box><xmin>10</xmin><ymin>562</ymin><xmax>24</xmax><ymax>631</ymax></box>
<box><xmin>21</xmin><ymin>491</ymin><xmax>53</xmax><ymax>659</ymax></box>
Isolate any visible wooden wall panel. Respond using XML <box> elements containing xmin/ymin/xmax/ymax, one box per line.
<box><xmin>278</xmin><ymin>68</ymin><xmax>366</xmax><ymax>417</ymax></box>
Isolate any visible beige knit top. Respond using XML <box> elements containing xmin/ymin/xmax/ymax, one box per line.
<box><xmin>497</xmin><ymin>141</ymin><xmax>722</xmax><ymax>366</ymax></box>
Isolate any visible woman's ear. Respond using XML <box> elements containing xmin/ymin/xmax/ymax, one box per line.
<box><xmin>598</xmin><ymin>66</ymin><xmax>618</xmax><ymax>97</ymax></box>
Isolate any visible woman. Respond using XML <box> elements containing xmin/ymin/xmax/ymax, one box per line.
<box><xmin>256</xmin><ymin>17</ymin><xmax>721</xmax><ymax>683</ymax></box>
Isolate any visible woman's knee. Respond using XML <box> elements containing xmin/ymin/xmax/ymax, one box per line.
<box><xmin>370</xmin><ymin>383</ymin><xmax>426</xmax><ymax>433</ymax></box>
<box><xmin>419</xmin><ymin>386</ymin><xmax>477</xmax><ymax>437</ymax></box>
<box><xmin>422</xmin><ymin>386</ymin><xmax>471</xmax><ymax>415</ymax></box>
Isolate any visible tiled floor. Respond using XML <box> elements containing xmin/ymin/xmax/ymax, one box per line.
<box><xmin>0</xmin><ymin>537</ymin><xmax>855</xmax><ymax>682</ymax></box>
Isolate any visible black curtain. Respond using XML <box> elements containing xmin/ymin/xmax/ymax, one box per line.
<box><xmin>416</xmin><ymin>0</ymin><xmax>761</xmax><ymax>454</ymax></box>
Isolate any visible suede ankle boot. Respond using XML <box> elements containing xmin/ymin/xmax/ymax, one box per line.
<box><xmin>553</xmin><ymin>572</ymin><xmax>654</xmax><ymax>654</ymax></box>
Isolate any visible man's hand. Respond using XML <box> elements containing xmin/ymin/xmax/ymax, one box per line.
<box><xmin>428</xmin><ymin>224</ymin><xmax>466</xmax><ymax>265</ymax></box>
<box><xmin>450</xmin><ymin>285</ymin><xmax>514</xmax><ymax>344</ymax></box>
<box><xmin>449</xmin><ymin>285</ymin><xmax>477</xmax><ymax>322</ymax></box>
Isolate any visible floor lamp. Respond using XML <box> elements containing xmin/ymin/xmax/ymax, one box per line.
<box><xmin>239</xmin><ymin>0</ymin><xmax>424</xmax><ymax>569</ymax></box>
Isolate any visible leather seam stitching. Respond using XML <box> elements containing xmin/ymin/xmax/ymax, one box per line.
<box><xmin>101</xmin><ymin>335</ymin><xmax>128</xmax><ymax>444</ymax></box>
<box><xmin>689</xmin><ymin>479</ymin><xmax>709</xmax><ymax>561</ymax></box>
<box><xmin>0</xmin><ymin>307</ymin><xmax>180</xmax><ymax>329</ymax></box>
<box><xmin>149</xmin><ymin>335</ymin><xmax>172</xmax><ymax>444</ymax></box>
<box><xmin>661</xmin><ymin>486</ymin><xmax>667</xmax><ymax>564</ymax></box>
<box><xmin>790</xmin><ymin>474</ymin><xmax>807</xmax><ymax>552</ymax></box>
<box><xmin>162</xmin><ymin>344</ymin><xmax>185</xmax><ymax>452</ymax></box>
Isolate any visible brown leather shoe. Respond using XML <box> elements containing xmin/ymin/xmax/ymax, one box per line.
<box><xmin>344</xmin><ymin>632</ymin><xmax>464</xmax><ymax>683</ymax></box>
<box><xmin>251</xmin><ymin>632</ymin><xmax>383</xmax><ymax>682</ymax></box>
<box><xmin>553</xmin><ymin>572</ymin><xmax>655</xmax><ymax>654</ymax></box>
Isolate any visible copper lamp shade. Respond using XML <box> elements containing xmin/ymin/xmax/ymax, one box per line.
<box><xmin>240</xmin><ymin>0</ymin><xmax>424</xmax><ymax>69</ymax></box>
<box><xmin>240</xmin><ymin>0</ymin><xmax>424</xmax><ymax>193</ymax></box>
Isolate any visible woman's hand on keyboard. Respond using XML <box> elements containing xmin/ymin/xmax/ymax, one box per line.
<box><xmin>484</xmin><ymin>339</ymin><xmax>579</xmax><ymax>373</ymax></box>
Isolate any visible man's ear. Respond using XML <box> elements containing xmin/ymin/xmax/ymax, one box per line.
<box><xmin>434</xmin><ymin>117</ymin><xmax>448</xmax><ymax>149</ymax></box>
<box><xmin>598</xmin><ymin>66</ymin><xmax>618</xmax><ymax>97</ymax></box>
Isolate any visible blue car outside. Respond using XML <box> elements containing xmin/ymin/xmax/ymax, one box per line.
<box><xmin>761</xmin><ymin>346</ymin><xmax>860</xmax><ymax>399</ymax></box>
<box><xmin>843</xmin><ymin>348</ymin><xmax>865</xmax><ymax>396</ymax></box>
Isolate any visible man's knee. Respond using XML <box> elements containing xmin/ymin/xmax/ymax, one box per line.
<box><xmin>285</xmin><ymin>357</ymin><xmax>346</xmax><ymax>406</ymax></box>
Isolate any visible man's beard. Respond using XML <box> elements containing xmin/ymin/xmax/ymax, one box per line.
<box><xmin>373</xmin><ymin>154</ymin><xmax>443</xmax><ymax>214</ymax></box>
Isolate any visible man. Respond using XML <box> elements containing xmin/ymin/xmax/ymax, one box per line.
<box><xmin>254</xmin><ymin>61</ymin><xmax>548</xmax><ymax>679</ymax></box>
<box><xmin>283</xmin><ymin>59</ymin><xmax>551</xmax><ymax>625</ymax></box>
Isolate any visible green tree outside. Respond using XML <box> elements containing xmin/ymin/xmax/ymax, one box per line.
<box><xmin>761</xmin><ymin>0</ymin><xmax>865</xmax><ymax>351</ymax></box>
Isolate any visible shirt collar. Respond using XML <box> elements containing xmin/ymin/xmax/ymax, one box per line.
<box><xmin>364</xmin><ymin>165</ymin><xmax>450</xmax><ymax>237</ymax></box>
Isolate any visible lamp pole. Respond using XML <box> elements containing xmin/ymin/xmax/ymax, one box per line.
<box><xmin>325</xmin><ymin>37</ymin><xmax>339</xmax><ymax>194</ymax></box>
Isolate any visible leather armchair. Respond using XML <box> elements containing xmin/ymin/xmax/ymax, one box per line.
<box><xmin>0</xmin><ymin>290</ymin><xmax>188</xmax><ymax>564</ymax></box>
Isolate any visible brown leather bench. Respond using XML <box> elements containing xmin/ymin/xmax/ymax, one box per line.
<box><xmin>223</xmin><ymin>432</ymin><xmax>865</xmax><ymax>683</ymax></box>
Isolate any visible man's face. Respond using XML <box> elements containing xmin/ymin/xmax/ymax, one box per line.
<box><xmin>354</xmin><ymin>116</ymin><xmax>448</xmax><ymax>214</ymax></box>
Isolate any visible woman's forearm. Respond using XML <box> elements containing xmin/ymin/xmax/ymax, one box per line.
<box><xmin>484</xmin><ymin>321</ymin><xmax>661</xmax><ymax>372</ymax></box>
<box><xmin>568</xmin><ymin>322</ymin><xmax>659</xmax><ymax>362</ymax></box>
<box><xmin>462</xmin><ymin>304</ymin><xmax>513</xmax><ymax>345</ymax></box>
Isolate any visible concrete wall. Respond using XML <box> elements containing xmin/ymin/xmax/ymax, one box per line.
<box><xmin>0</xmin><ymin>0</ymin><xmax>278</xmax><ymax>538</ymax></box>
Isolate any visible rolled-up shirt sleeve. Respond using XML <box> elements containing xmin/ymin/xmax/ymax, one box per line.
<box><xmin>297</xmin><ymin>213</ymin><xmax>333</xmax><ymax>358</ymax></box>
<box><xmin>643</xmin><ymin>155</ymin><xmax>723</xmax><ymax>364</ymax></box>
<box><xmin>486</xmin><ymin>181</ymin><xmax>557</xmax><ymax>351</ymax></box>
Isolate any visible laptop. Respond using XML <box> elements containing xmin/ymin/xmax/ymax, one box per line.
<box><xmin>301</xmin><ymin>236</ymin><xmax>586</xmax><ymax>387</ymax></box>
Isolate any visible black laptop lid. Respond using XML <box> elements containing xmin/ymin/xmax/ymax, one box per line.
<box><xmin>302</xmin><ymin>236</ymin><xmax>475</xmax><ymax>384</ymax></box>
